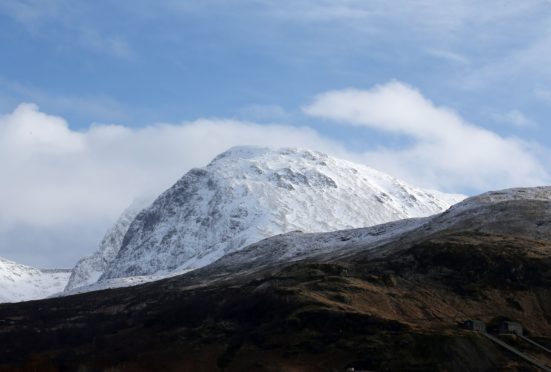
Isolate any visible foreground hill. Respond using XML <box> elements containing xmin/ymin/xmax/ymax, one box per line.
<box><xmin>69</xmin><ymin>146</ymin><xmax>463</xmax><ymax>291</ymax></box>
<box><xmin>0</xmin><ymin>187</ymin><xmax>549</xmax><ymax>371</ymax></box>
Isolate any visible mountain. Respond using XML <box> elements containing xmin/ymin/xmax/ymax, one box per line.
<box><xmin>1</xmin><ymin>187</ymin><xmax>549</xmax><ymax>371</ymax></box>
<box><xmin>0</xmin><ymin>257</ymin><xmax>70</xmax><ymax>303</ymax></box>
<box><xmin>201</xmin><ymin>186</ymin><xmax>551</xmax><ymax>274</ymax></box>
<box><xmin>99</xmin><ymin>146</ymin><xmax>464</xmax><ymax>282</ymax></box>
<box><xmin>64</xmin><ymin>199</ymin><xmax>149</xmax><ymax>291</ymax></box>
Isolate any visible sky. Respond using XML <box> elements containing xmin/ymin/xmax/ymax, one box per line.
<box><xmin>1</xmin><ymin>0</ymin><xmax>551</xmax><ymax>268</ymax></box>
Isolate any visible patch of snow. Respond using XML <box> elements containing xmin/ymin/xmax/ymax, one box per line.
<box><xmin>210</xmin><ymin>216</ymin><xmax>429</xmax><ymax>271</ymax></box>
<box><xmin>0</xmin><ymin>257</ymin><xmax>71</xmax><ymax>303</ymax></box>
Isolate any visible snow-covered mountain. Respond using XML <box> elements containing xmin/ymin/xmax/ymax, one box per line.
<box><xmin>64</xmin><ymin>199</ymin><xmax>149</xmax><ymax>291</ymax></box>
<box><xmin>99</xmin><ymin>146</ymin><xmax>464</xmax><ymax>282</ymax></box>
<box><xmin>0</xmin><ymin>257</ymin><xmax>70</xmax><ymax>303</ymax></box>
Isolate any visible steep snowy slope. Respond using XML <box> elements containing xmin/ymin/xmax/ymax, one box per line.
<box><xmin>101</xmin><ymin>146</ymin><xmax>464</xmax><ymax>281</ymax></box>
<box><xmin>64</xmin><ymin>199</ymin><xmax>149</xmax><ymax>291</ymax></box>
<box><xmin>202</xmin><ymin>186</ymin><xmax>551</xmax><ymax>276</ymax></box>
<box><xmin>0</xmin><ymin>257</ymin><xmax>70</xmax><ymax>303</ymax></box>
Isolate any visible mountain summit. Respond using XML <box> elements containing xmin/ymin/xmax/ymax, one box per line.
<box><xmin>92</xmin><ymin>146</ymin><xmax>463</xmax><ymax>283</ymax></box>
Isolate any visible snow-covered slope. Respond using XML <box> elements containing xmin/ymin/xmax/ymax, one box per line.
<box><xmin>210</xmin><ymin>186</ymin><xmax>551</xmax><ymax>274</ymax></box>
<box><xmin>0</xmin><ymin>257</ymin><xmax>70</xmax><ymax>303</ymax></box>
<box><xmin>64</xmin><ymin>199</ymin><xmax>149</xmax><ymax>291</ymax></box>
<box><xmin>100</xmin><ymin>146</ymin><xmax>464</xmax><ymax>281</ymax></box>
<box><xmin>58</xmin><ymin>219</ymin><xmax>426</xmax><ymax>297</ymax></box>
<box><xmin>58</xmin><ymin>186</ymin><xmax>550</xmax><ymax>297</ymax></box>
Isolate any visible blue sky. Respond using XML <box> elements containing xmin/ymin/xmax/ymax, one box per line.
<box><xmin>2</xmin><ymin>1</ymin><xmax>550</xmax><ymax>131</ymax></box>
<box><xmin>1</xmin><ymin>0</ymin><xmax>551</xmax><ymax>267</ymax></box>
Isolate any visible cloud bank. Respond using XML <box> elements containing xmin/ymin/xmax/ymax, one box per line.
<box><xmin>0</xmin><ymin>103</ymin><xmax>348</xmax><ymax>229</ymax></box>
<box><xmin>0</xmin><ymin>103</ymin><xmax>346</xmax><ymax>266</ymax></box>
<box><xmin>304</xmin><ymin>81</ymin><xmax>549</xmax><ymax>191</ymax></box>
<box><xmin>1</xmin><ymin>81</ymin><xmax>550</xmax><ymax>267</ymax></box>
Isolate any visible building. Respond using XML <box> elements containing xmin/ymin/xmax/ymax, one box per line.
<box><xmin>461</xmin><ymin>320</ymin><xmax>487</xmax><ymax>332</ymax></box>
<box><xmin>499</xmin><ymin>321</ymin><xmax>523</xmax><ymax>336</ymax></box>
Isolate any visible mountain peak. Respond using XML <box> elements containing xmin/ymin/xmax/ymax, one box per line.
<box><xmin>208</xmin><ymin>146</ymin><xmax>330</xmax><ymax>168</ymax></box>
<box><xmin>210</xmin><ymin>145</ymin><xmax>276</xmax><ymax>161</ymax></box>
<box><xmin>205</xmin><ymin>146</ymin><xmax>409</xmax><ymax>195</ymax></box>
<box><xmin>91</xmin><ymin>147</ymin><xmax>464</xmax><ymax>283</ymax></box>
<box><xmin>213</xmin><ymin>145</ymin><xmax>322</xmax><ymax>158</ymax></box>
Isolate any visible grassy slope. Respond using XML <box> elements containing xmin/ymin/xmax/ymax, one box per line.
<box><xmin>0</xmin><ymin>231</ymin><xmax>550</xmax><ymax>371</ymax></box>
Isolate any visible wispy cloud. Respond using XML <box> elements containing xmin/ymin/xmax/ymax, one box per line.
<box><xmin>0</xmin><ymin>78</ymin><xmax>130</xmax><ymax>122</ymax></box>
<box><xmin>0</xmin><ymin>0</ymin><xmax>64</xmax><ymax>28</ymax></box>
<box><xmin>253</xmin><ymin>0</ymin><xmax>548</xmax><ymax>34</ymax></box>
<box><xmin>426</xmin><ymin>49</ymin><xmax>469</xmax><ymax>65</ymax></box>
<box><xmin>463</xmin><ymin>30</ymin><xmax>551</xmax><ymax>89</ymax></box>
<box><xmin>535</xmin><ymin>88</ymin><xmax>551</xmax><ymax>102</ymax></box>
<box><xmin>490</xmin><ymin>109</ymin><xmax>537</xmax><ymax>128</ymax></box>
<box><xmin>0</xmin><ymin>0</ymin><xmax>135</xmax><ymax>60</ymax></box>
<box><xmin>78</xmin><ymin>29</ymin><xmax>135</xmax><ymax>60</ymax></box>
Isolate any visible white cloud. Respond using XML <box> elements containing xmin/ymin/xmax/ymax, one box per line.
<box><xmin>535</xmin><ymin>88</ymin><xmax>551</xmax><ymax>102</ymax></box>
<box><xmin>0</xmin><ymin>77</ymin><xmax>130</xmax><ymax>122</ymax></box>
<box><xmin>491</xmin><ymin>109</ymin><xmax>537</xmax><ymax>128</ymax></box>
<box><xmin>0</xmin><ymin>103</ymin><xmax>349</xmax><ymax>230</ymax></box>
<box><xmin>0</xmin><ymin>103</ymin><xmax>346</xmax><ymax>266</ymax></box>
<box><xmin>426</xmin><ymin>49</ymin><xmax>470</xmax><ymax>65</ymax></box>
<box><xmin>303</xmin><ymin>81</ymin><xmax>550</xmax><ymax>191</ymax></box>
